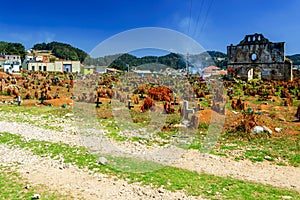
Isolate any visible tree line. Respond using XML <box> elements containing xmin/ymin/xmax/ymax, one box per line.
<box><xmin>0</xmin><ymin>41</ymin><xmax>26</xmax><ymax>60</ymax></box>
<box><xmin>33</xmin><ymin>42</ymin><xmax>88</xmax><ymax>62</ymax></box>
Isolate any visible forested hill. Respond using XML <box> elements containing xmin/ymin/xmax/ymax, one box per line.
<box><xmin>85</xmin><ymin>51</ymin><xmax>228</xmax><ymax>70</ymax></box>
<box><xmin>3</xmin><ymin>40</ymin><xmax>300</xmax><ymax>69</ymax></box>
<box><xmin>33</xmin><ymin>42</ymin><xmax>88</xmax><ymax>62</ymax></box>
<box><xmin>0</xmin><ymin>41</ymin><xmax>227</xmax><ymax>69</ymax></box>
<box><xmin>188</xmin><ymin>51</ymin><xmax>227</xmax><ymax>69</ymax></box>
<box><xmin>107</xmin><ymin>53</ymin><xmax>187</xmax><ymax>71</ymax></box>
<box><xmin>0</xmin><ymin>41</ymin><xmax>26</xmax><ymax>60</ymax></box>
<box><xmin>287</xmin><ymin>54</ymin><xmax>300</xmax><ymax>65</ymax></box>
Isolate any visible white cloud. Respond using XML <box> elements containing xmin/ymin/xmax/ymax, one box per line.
<box><xmin>9</xmin><ymin>32</ymin><xmax>33</xmax><ymax>43</ymax></box>
<box><xmin>38</xmin><ymin>31</ymin><xmax>56</xmax><ymax>43</ymax></box>
<box><xmin>6</xmin><ymin>30</ymin><xmax>56</xmax><ymax>49</ymax></box>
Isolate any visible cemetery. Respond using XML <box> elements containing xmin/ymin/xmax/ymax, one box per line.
<box><xmin>0</xmin><ymin>68</ymin><xmax>300</xmax><ymax>199</ymax></box>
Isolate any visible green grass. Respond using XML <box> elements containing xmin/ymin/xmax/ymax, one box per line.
<box><xmin>0</xmin><ymin>132</ymin><xmax>299</xmax><ymax>199</ymax></box>
<box><xmin>0</xmin><ymin>104</ymin><xmax>70</xmax><ymax>131</ymax></box>
<box><xmin>244</xmin><ymin>150</ymin><xmax>271</xmax><ymax>162</ymax></box>
<box><xmin>216</xmin><ymin>131</ymin><xmax>300</xmax><ymax>166</ymax></box>
<box><xmin>1</xmin><ymin>103</ymin><xmax>299</xmax><ymax>167</ymax></box>
<box><xmin>106</xmin><ymin>131</ymin><xmax>128</xmax><ymax>142</ymax></box>
<box><xmin>0</xmin><ymin>104</ymin><xmax>70</xmax><ymax>117</ymax></box>
<box><xmin>198</xmin><ymin>122</ymin><xmax>209</xmax><ymax>130</ymax></box>
<box><xmin>0</xmin><ymin>166</ymin><xmax>72</xmax><ymax>200</ymax></box>
<box><xmin>220</xmin><ymin>145</ymin><xmax>238</xmax><ymax>150</ymax></box>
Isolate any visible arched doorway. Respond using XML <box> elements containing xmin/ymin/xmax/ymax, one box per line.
<box><xmin>247</xmin><ymin>67</ymin><xmax>262</xmax><ymax>81</ymax></box>
<box><xmin>247</xmin><ymin>68</ymin><xmax>254</xmax><ymax>80</ymax></box>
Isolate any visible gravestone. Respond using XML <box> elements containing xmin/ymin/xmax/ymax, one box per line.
<box><xmin>139</xmin><ymin>92</ymin><xmax>146</xmax><ymax>100</ymax></box>
<box><xmin>171</xmin><ymin>96</ymin><xmax>179</xmax><ymax>106</ymax></box>
<box><xmin>194</xmin><ymin>103</ymin><xmax>203</xmax><ymax>111</ymax></box>
<box><xmin>181</xmin><ymin>101</ymin><xmax>194</xmax><ymax>120</ymax></box>
<box><xmin>127</xmin><ymin>100</ymin><xmax>134</xmax><ymax>109</ymax></box>
<box><xmin>95</xmin><ymin>97</ymin><xmax>102</xmax><ymax>108</ymax></box>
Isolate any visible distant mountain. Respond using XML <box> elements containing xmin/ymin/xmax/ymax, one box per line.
<box><xmin>0</xmin><ymin>39</ymin><xmax>228</xmax><ymax>70</ymax></box>
<box><xmin>185</xmin><ymin>51</ymin><xmax>227</xmax><ymax>70</ymax></box>
<box><xmin>83</xmin><ymin>54</ymin><xmax>121</xmax><ymax>66</ymax></box>
<box><xmin>84</xmin><ymin>51</ymin><xmax>227</xmax><ymax>71</ymax></box>
<box><xmin>208</xmin><ymin>51</ymin><xmax>227</xmax><ymax>69</ymax></box>
<box><xmin>286</xmin><ymin>54</ymin><xmax>300</xmax><ymax>65</ymax></box>
<box><xmin>32</xmin><ymin>42</ymin><xmax>88</xmax><ymax>62</ymax></box>
<box><xmin>5</xmin><ymin>39</ymin><xmax>300</xmax><ymax>69</ymax></box>
<box><xmin>108</xmin><ymin>53</ymin><xmax>187</xmax><ymax>71</ymax></box>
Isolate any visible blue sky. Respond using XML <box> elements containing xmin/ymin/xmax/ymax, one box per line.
<box><xmin>1</xmin><ymin>0</ymin><xmax>300</xmax><ymax>55</ymax></box>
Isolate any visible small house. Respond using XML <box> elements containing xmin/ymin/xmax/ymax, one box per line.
<box><xmin>3</xmin><ymin>62</ymin><xmax>21</xmax><ymax>74</ymax></box>
<box><xmin>82</xmin><ymin>66</ymin><xmax>95</xmax><ymax>75</ymax></box>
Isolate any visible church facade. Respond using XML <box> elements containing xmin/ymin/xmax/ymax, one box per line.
<box><xmin>227</xmin><ymin>33</ymin><xmax>292</xmax><ymax>81</ymax></box>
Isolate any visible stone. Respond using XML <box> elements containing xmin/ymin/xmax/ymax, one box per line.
<box><xmin>31</xmin><ymin>194</ymin><xmax>40</xmax><ymax>199</ymax></box>
<box><xmin>158</xmin><ymin>188</ymin><xmax>164</xmax><ymax>193</ymax></box>
<box><xmin>65</xmin><ymin>113</ymin><xmax>74</xmax><ymax>117</ymax></box>
<box><xmin>97</xmin><ymin>157</ymin><xmax>107</xmax><ymax>165</ymax></box>
<box><xmin>173</xmin><ymin>124</ymin><xmax>186</xmax><ymax>128</ymax></box>
<box><xmin>264</xmin><ymin>156</ymin><xmax>272</xmax><ymax>161</ymax></box>
<box><xmin>209</xmin><ymin>154</ymin><xmax>220</xmax><ymax>160</ymax></box>
<box><xmin>253</xmin><ymin>126</ymin><xmax>264</xmax><ymax>134</ymax></box>
<box><xmin>232</xmin><ymin>110</ymin><xmax>239</xmax><ymax>115</ymax></box>
<box><xmin>281</xmin><ymin>196</ymin><xmax>293</xmax><ymax>199</ymax></box>
<box><xmin>275</xmin><ymin>127</ymin><xmax>282</xmax><ymax>132</ymax></box>
<box><xmin>263</xmin><ymin>126</ymin><xmax>273</xmax><ymax>134</ymax></box>
<box><xmin>278</xmin><ymin>117</ymin><xmax>286</xmax><ymax>122</ymax></box>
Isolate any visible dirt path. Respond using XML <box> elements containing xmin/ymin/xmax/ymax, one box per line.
<box><xmin>172</xmin><ymin>150</ymin><xmax>300</xmax><ymax>192</ymax></box>
<box><xmin>1</xmin><ymin>120</ymin><xmax>300</xmax><ymax>193</ymax></box>
<box><xmin>0</xmin><ymin>144</ymin><xmax>202</xmax><ymax>200</ymax></box>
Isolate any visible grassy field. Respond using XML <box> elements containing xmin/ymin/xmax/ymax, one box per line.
<box><xmin>0</xmin><ymin>166</ymin><xmax>72</xmax><ymax>200</ymax></box>
<box><xmin>1</xmin><ymin>104</ymin><xmax>299</xmax><ymax>167</ymax></box>
<box><xmin>0</xmin><ymin>103</ymin><xmax>300</xmax><ymax>199</ymax></box>
<box><xmin>0</xmin><ymin>131</ymin><xmax>299</xmax><ymax>199</ymax></box>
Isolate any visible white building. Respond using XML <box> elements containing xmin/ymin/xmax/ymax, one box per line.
<box><xmin>24</xmin><ymin>55</ymin><xmax>34</xmax><ymax>62</ymax></box>
<box><xmin>25</xmin><ymin>60</ymin><xmax>80</xmax><ymax>73</ymax></box>
<box><xmin>35</xmin><ymin>56</ymin><xmax>43</xmax><ymax>62</ymax></box>
<box><xmin>0</xmin><ymin>57</ymin><xmax>5</xmax><ymax>68</ymax></box>
<box><xmin>3</xmin><ymin>62</ymin><xmax>21</xmax><ymax>74</ymax></box>
<box><xmin>5</xmin><ymin>55</ymin><xmax>22</xmax><ymax>64</ymax></box>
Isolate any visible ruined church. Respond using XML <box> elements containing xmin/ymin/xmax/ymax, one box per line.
<box><xmin>227</xmin><ymin>33</ymin><xmax>292</xmax><ymax>81</ymax></box>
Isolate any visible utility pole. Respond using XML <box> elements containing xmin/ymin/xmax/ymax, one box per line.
<box><xmin>186</xmin><ymin>52</ymin><xmax>189</xmax><ymax>78</ymax></box>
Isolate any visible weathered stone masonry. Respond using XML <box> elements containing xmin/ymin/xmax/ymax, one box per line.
<box><xmin>227</xmin><ymin>33</ymin><xmax>292</xmax><ymax>81</ymax></box>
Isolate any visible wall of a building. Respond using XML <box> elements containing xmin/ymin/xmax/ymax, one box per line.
<box><xmin>26</xmin><ymin>61</ymin><xmax>80</xmax><ymax>73</ymax></box>
<box><xmin>54</xmin><ymin>61</ymin><xmax>63</xmax><ymax>72</ymax></box>
<box><xmin>83</xmin><ymin>68</ymin><xmax>94</xmax><ymax>75</ymax></box>
<box><xmin>3</xmin><ymin>63</ymin><xmax>20</xmax><ymax>73</ymax></box>
<box><xmin>47</xmin><ymin>63</ymin><xmax>55</xmax><ymax>71</ymax></box>
<box><xmin>5</xmin><ymin>55</ymin><xmax>21</xmax><ymax>64</ymax></box>
<box><xmin>227</xmin><ymin>34</ymin><xmax>292</xmax><ymax>81</ymax></box>
<box><xmin>71</xmin><ymin>61</ymin><xmax>80</xmax><ymax>72</ymax></box>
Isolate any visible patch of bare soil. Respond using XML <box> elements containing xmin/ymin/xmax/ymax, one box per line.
<box><xmin>0</xmin><ymin>145</ymin><xmax>202</xmax><ymax>200</ymax></box>
<box><xmin>173</xmin><ymin>149</ymin><xmax>300</xmax><ymax>192</ymax></box>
